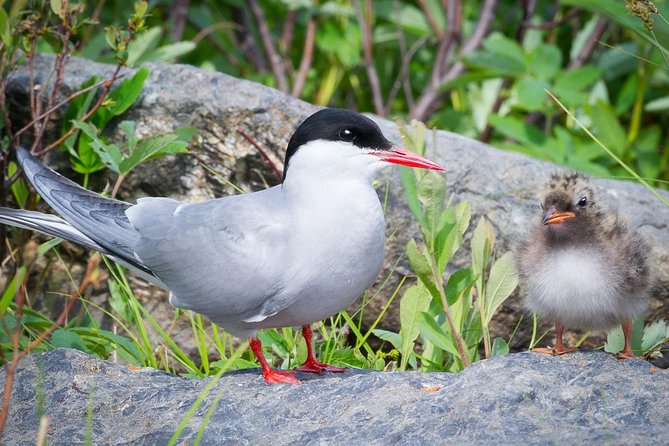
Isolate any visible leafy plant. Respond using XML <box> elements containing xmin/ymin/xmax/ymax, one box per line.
<box><xmin>605</xmin><ymin>319</ymin><xmax>669</xmax><ymax>358</ymax></box>
<box><xmin>72</xmin><ymin>119</ymin><xmax>196</xmax><ymax>197</ymax></box>
<box><xmin>61</xmin><ymin>67</ymin><xmax>151</xmax><ymax>185</ymax></box>
<box><xmin>373</xmin><ymin>121</ymin><xmax>518</xmax><ymax>372</ymax></box>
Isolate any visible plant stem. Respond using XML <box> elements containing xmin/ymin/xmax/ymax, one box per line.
<box><xmin>430</xmin><ymin>253</ymin><xmax>471</xmax><ymax>367</ymax></box>
<box><xmin>111</xmin><ymin>174</ymin><xmax>125</xmax><ymax>199</ymax></box>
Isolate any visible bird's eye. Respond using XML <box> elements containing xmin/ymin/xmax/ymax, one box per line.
<box><xmin>339</xmin><ymin>128</ymin><xmax>356</xmax><ymax>142</ymax></box>
<box><xmin>578</xmin><ymin>196</ymin><xmax>587</xmax><ymax>207</ymax></box>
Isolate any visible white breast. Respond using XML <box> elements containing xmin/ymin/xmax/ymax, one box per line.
<box><xmin>248</xmin><ymin>174</ymin><xmax>386</xmax><ymax>331</ymax></box>
<box><xmin>525</xmin><ymin>248</ymin><xmax>622</xmax><ymax>330</ymax></box>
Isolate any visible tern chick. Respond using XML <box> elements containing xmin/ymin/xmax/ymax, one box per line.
<box><xmin>517</xmin><ymin>172</ymin><xmax>651</xmax><ymax>358</ymax></box>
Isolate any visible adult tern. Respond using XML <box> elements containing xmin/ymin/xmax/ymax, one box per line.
<box><xmin>0</xmin><ymin>108</ymin><xmax>445</xmax><ymax>383</ymax></box>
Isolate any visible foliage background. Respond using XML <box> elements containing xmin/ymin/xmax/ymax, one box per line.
<box><xmin>60</xmin><ymin>0</ymin><xmax>669</xmax><ymax>186</ymax></box>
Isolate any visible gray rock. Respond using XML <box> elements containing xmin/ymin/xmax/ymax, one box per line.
<box><xmin>1</xmin><ymin>348</ymin><xmax>667</xmax><ymax>445</ymax></box>
<box><xmin>6</xmin><ymin>55</ymin><xmax>669</xmax><ymax>350</ymax></box>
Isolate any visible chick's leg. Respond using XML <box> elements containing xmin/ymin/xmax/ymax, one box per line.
<box><xmin>532</xmin><ymin>321</ymin><xmax>576</xmax><ymax>355</ymax></box>
<box><xmin>616</xmin><ymin>321</ymin><xmax>638</xmax><ymax>359</ymax></box>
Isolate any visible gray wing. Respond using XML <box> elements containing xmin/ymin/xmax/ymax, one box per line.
<box><xmin>17</xmin><ymin>148</ymin><xmax>138</xmax><ymax>259</ymax></box>
<box><xmin>126</xmin><ymin>187</ymin><xmax>294</xmax><ymax>323</ymax></box>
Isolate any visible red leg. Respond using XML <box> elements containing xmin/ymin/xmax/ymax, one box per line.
<box><xmin>532</xmin><ymin>321</ymin><xmax>576</xmax><ymax>356</ymax></box>
<box><xmin>250</xmin><ymin>337</ymin><xmax>300</xmax><ymax>384</ymax></box>
<box><xmin>295</xmin><ymin>325</ymin><xmax>347</xmax><ymax>374</ymax></box>
<box><xmin>617</xmin><ymin>321</ymin><xmax>638</xmax><ymax>359</ymax></box>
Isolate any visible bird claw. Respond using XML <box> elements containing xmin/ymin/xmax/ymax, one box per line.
<box><xmin>262</xmin><ymin>369</ymin><xmax>301</xmax><ymax>385</ymax></box>
<box><xmin>532</xmin><ymin>346</ymin><xmax>576</xmax><ymax>356</ymax></box>
<box><xmin>615</xmin><ymin>351</ymin><xmax>641</xmax><ymax>360</ymax></box>
<box><xmin>296</xmin><ymin>359</ymin><xmax>347</xmax><ymax>374</ymax></box>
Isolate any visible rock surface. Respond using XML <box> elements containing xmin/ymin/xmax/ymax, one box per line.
<box><xmin>6</xmin><ymin>55</ymin><xmax>669</xmax><ymax>349</ymax></box>
<box><xmin>1</xmin><ymin>348</ymin><xmax>667</xmax><ymax>445</ymax></box>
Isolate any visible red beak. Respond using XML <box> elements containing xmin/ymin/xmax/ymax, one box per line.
<box><xmin>372</xmin><ymin>147</ymin><xmax>445</xmax><ymax>171</ymax></box>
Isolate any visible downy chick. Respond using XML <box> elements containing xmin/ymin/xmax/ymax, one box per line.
<box><xmin>517</xmin><ymin>172</ymin><xmax>651</xmax><ymax>358</ymax></box>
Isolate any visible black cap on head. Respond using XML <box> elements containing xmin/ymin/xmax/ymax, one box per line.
<box><xmin>283</xmin><ymin>108</ymin><xmax>393</xmax><ymax>180</ymax></box>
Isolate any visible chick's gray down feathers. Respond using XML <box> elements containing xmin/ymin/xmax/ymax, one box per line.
<box><xmin>516</xmin><ymin>172</ymin><xmax>651</xmax><ymax>331</ymax></box>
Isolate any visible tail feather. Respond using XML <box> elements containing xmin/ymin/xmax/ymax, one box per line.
<box><xmin>0</xmin><ymin>207</ymin><xmax>161</xmax><ymax>282</ymax></box>
<box><xmin>17</xmin><ymin>148</ymin><xmax>138</xmax><ymax>259</ymax></box>
<box><xmin>0</xmin><ymin>208</ymin><xmax>108</xmax><ymax>252</ymax></box>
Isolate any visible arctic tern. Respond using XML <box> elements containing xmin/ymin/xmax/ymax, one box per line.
<box><xmin>0</xmin><ymin>108</ymin><xmax>445</xmax><ymax>383</ymax></box>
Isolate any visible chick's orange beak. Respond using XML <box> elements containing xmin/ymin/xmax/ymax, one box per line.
<box><xmin>542</xmin><ymin>206</ymin><xmax>575</xmax><ymax>225</ymax></box>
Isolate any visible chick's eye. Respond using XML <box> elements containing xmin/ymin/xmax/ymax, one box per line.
<box><xmin>339</xmin><ymin>128</ymin><xmax>356</xmax><ymax>142</ymax></box>
<box><xmin>578</xmin><ymin>197</ymin><xmax>587</xmax><ymax>207</ymax></box>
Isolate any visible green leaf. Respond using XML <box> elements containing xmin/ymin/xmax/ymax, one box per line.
<box><xmin>636</xmin><ymin>125</ymin><xmax>662</xmax><ymax>180</ymax></box>
<box><xmin>641</xmin><ymin>320</ymin><xmax>669</xmax><ymax>353</ymax></box>
<box><xmin>72</xmin><ymin>120</ymin><xmax>123</xmax><ymax>173</ymax></box>
<box><xmin>555</xmin><ymin>65</ymin><xmax>602</xmax><ymax>91</ymax></box>
<box><xmin>465</xmin><ymin>33</ymin><xmax>527</xmax><ymax>77</ymax></box>
<box><xmin>439</xmin><ymin>72</ymin><xmax>500</xmax><ymax>91</ymax></box>
<box><xmin>605</xmin><ymin>319</ymin><xmax>644</xmax><ymax>354</ymax></box>
<box><xmin>416</xmin><ymin>312</ymin><xmax>459</xmax><ymax>357</ymax></box>
<box><xmin>51</xmin><ymin>328</ymin><xmax>87</xmax><ymax>351</ymax></box>
<box><xmin>570</xmin><ymin>15</ymin><xmax>599</xmax><ymax>63</ymax></box>
<box><xmin>108</xmin><ymin>279</ymin><xmax>133</xmax><ymax>323</ymax></box>
<box><xmin>316</xmin><ymin>20</ymin><xmax>362</xmax><ymax>67</ymax></box>
<box><xmin>487</xmin><ymin>114</ymin><xmax>548</xmax><ymax>148</ymax></box>
<box><xmin>36</xmin><ymin>238</ymin><xmax>64</xmax><ymax>259</ymax></box>
<box><xmin>399</xmin><ymin>284</ymin><xmax>432</xmax><ymax>370</ymax></box>
<box><xmin>0</xmin><ymin>7</ymin><xmax>10</xmax><ymax>45</ymax></box>
<box><xmin>405</xmin><ymin>239</ymin><xmax>438</xmax><ymax>300</ymax></box>
<box><xmin>590</xmin><ymin>101</ymin><xmax>627</xmax><ymax>157</ymax></box>
<box><xmin>8</xmin><ymin>162</ymin><xmax>28</xmax><ymax>209</ymax></box>
<box><xmin>645</xmin><ymin>96</ymin><xmax>669</xmax><ymax>112</ymax></box>
<box><xmin>527</xmin><ymin>43</ymin><xmax>561</xmax><ymax>80</ymax></box>
<box><xmin>417</xmin><ymin>171</ymin><xmax>446</xmax><ymax>244</ymax></box>
<box><xmin>515</xmin><ymin>78</ymin><xmax>549</xmax><ymax>111</ymax></box>
<box><xmin>149</xmin><ymin>42</ymin><xmax>197</xmax><ymax>62</ymax></box>
<box><xmin>491</xmin><ymin>338</ymin><xmax>509</xmax><ymax>356</ymax></box>
<box><xmin>436</xmin><ymin>201</ymin><xmax>470</xmax><ymax>270</ymax></box>
<box><xmin>372</xmin><ymin>329</ymin><xmax>402</xmax><ymax>351</ymax></box>
<box><xmin>70</xmin><ymin>136</ymin><xmax>106</xmax><ymax>175</ymax></box>
<box><xmin>73</xmin><ymin>327</ymin><xmax>142</xmax><ymax>364</ymax></box>
<box><xmin>443</xmin><ymin>268</ymin><xmax>477</xmax><ymax>308</ymax></box>
<box><xmin>484</xmin><ymin>252</ymin><xmax>519</xmax><ymax>324</ymax></box>
<box><xmin>134</xmin><ymin>1</ymin><xmax>149</xmax><ymax>19</ymax></box>
<box><xmin>471</xmin><ymin>216</ymin><xmax>495</xmax><ymax>276</ymax></box>
<box><xmin>465</xmin><ymin>51</ymin><xmax>526</xmax><ymax>77</ymax></box>
<box><xmin>104</xmin><ymin>26</ymin><xmax>118</xmax><ymax>51</ymax></box>
<box><xmin>106</xmin><ymin>67</ymin><xmax>149</xmax><ymax>118</ymax></box>
<box><xmin>552</xmin><ymin>66</ymin><xmax>602</xmax><ymax>107</ymax></box>
<box><xmin>119</xmin><ymin>133</ymin><xmax>187</xmax><ymax>174</ymax></box>
<box><xmin>127</xmin><ymin>27</ymin><xmax>162</xmax><ymax>66</ymax></box>
<box><xmin>119</xmin><ymin>121</ymin><xmax>138</xmax><ymax>151</ymax></box>
<box><xmin>49</xmin><ymin>0</ymin><xmax>63</xmax><ymax>18</ymax></box>
<box><xmin>0</xmin><ymin>266</ymin><xmax>26</xmax><ymax>317</ymax></box>
<box><xmin>604</xmin><ymin>326</ymin><xmax>623</xmax><ymax>353</ymax></box>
